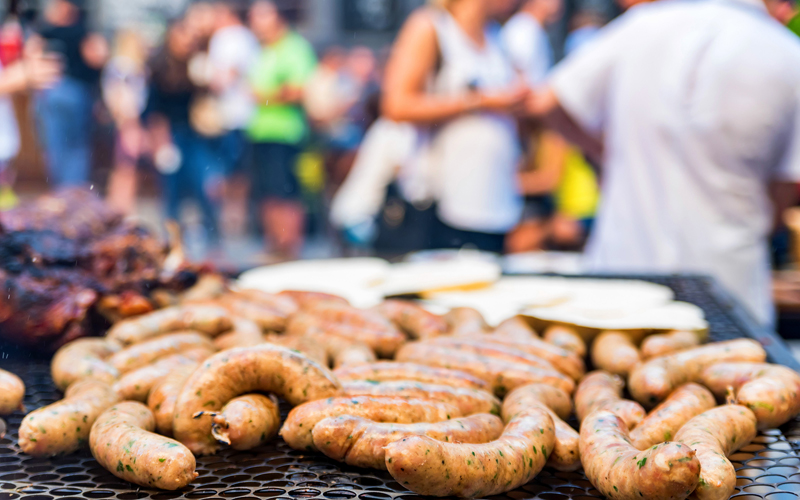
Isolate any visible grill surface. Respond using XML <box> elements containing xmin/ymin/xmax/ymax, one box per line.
<box><xmin>1</xmin><ymin>275</ymin><xmax>800</xmax><ymax>500</ymax></box>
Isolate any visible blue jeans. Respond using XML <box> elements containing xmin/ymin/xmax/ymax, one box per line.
<box><xmin>161</xmin><ymin>124</ymin><xmax>222</xmax><ymax>241</ymax></box>
<box><xmin>37</xmin><ymin>77</ymin><xmax>94</xmax><ymax>187</ymax></box>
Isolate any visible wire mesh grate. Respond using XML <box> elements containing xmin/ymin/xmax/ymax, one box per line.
<box><xmin>1</xmin><ymin>276</ymin><xmax>799</xmax><ymax>500</ymax></box>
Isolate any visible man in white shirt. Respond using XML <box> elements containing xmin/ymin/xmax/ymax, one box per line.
<box><xmin>533</xmin><ymin>0</ymin><xmax>800</xmax><ymax>325</ymax></box>
<box><xmin>501</xmin><ymin>0</ymin><xmax>563</xmax><ymax>86</ymax></box>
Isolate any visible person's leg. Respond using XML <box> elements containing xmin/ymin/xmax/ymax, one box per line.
<box><xmin>36</xmin><ymin>83</ymin><xmax>67</xmax><ymax>186</ymax></box>
<box><xmin>259</xmin><ymin>143</ymin><xmax>305</xmax><ymax>258</ymax></box>
<box><xmin>184</xmin><ymin>132</ymin><xmax>221</xmax><ymax>243</ymax></box>
<box><xmin>41</xmin><ymin>78</ymin><xmax>93</xmax><ymax>187</ymax></box>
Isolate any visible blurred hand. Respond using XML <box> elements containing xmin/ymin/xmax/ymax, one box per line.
<box><xmin>526</xmin><ymin>87</ymin><xmax>560</xmax><ymax>117</ymax></box>
<box><xmin>24</xmin><ymin>53</ymin><xmax>62</xmax><ymax>90</ymax></box>
<box><xmin>477</xmin><ymin>85</ymin><xmax>530</xmax><ymax>115</ymax></box>
<box><xmin>81</xmin><ymin>33</ymin><xmax>110</xmax><ymax>69</ymax></box>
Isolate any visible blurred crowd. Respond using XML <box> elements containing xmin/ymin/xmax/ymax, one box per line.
<box><xmin>2</xmin><ymin>0</ymin><xmax>800</xmax><ymax>325</ymax></box>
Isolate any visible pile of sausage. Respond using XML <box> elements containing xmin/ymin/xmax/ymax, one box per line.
<box><xmin>2</xmin><ymin>287</ymin><xmax>800</xmax><ymax>500</ymax></box>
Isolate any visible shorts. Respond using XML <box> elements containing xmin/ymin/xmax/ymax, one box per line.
<box><xmin>248</xmin><ymin>141</ymin><xmax>301</xmax><ymax>201</ymax></box>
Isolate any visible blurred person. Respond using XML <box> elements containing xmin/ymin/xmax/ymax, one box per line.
<box><xmin>382</xmin><ymin>0</ymin><xmax>528</xmax><ymax>253</ymax></box>
<box><xmin>0</xmin><ymin>52</ymin><xmax>61</xmax><ymax>209</ymax></box>
<box><xmin>34</xmin><ymin>0</ymin><xmax>108</xmax><ymax>187</ymax></box>
<box><xmin>531</xmin><ymin>0</ymin><xmax>800</xmax><ymax>324</ymax></box>
<box><xmin>247</xmin><ymin>0</ymin><xmax>317</xmax><ymax>258</ymax></box>
<box><xmin>143</xmin><ymin>18</ymin><xmax>220</xmax><ymax>246</ymax></box>
<box><xmin>102</xmin><ymin>30</ymin><xmax>148</xmax><ymax>214</ymax></box>
<box><xmin>501</xmin><ymin>0</ymin><xmax>563</xmax><ymax>87</ymax></box>
<box><xmin>207</xmin><ymin>0</ymin><xmax>260</xmax><ymax>236</ymax></box>
<box><xmin>564</xmin><ymin>9</ymin><xmax>606</xmax><ymax>55</ymax></box>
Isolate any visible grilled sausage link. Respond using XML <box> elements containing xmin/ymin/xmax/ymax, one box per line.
<box><xmin>281</xmin><ymin>396</ymin><xmax>462</xmax><ymax>452</ymax></box>
<box><xmin>342</xmin><ymin>380</ymin><xmax>500</xmax><ymax>416</ymax></box>
<box><xmin>375</xmin><ymin>300</ymin><xmax>449</xmax><ymax>339</ymax></box>
<box><xmin>444</xmin><ymin>307</ymin><xmax>489</xmax><ymax>337</ymax></box>
<box><xmin>147</xmin><ymin>365</ymin><xmax>197</xmax><ymax>436</ymax></box>
<box><xmin>575</xmin><ymin>371</ymin><xmax>646</xmax><ymax>430</ymax></box>
<box><xmin>51</xmin><ymin>338</ymin><xmax>121</xmax><ymax>391</ymax></box>
<box><xmin>19</xmin><ymin>379</ymin><xmax>119</xmax><ymax>457</ymax></box>
<box><xmin>173</xmin><ymin>344</ymin><xmax>342</xmax><ymax>454</ymax></box>
<box><xmin>580</xmin><ymin>410</ymin><xmax>700</xmax><ymax>500</ymax></box>
<box><xmin>312</xmin><ymin>413</ymin><xmax>504</xmax><ymax>470</ymax></box>
<box><xmin>333</xmin><ymin>362</ymin><xmax>491</xmax><ymax>391</ymax></box>
<box><xmin>430</xmin><ymin>335</ymin><xmax>585</xmax><ymax>381</ymax></box>
<box><xmin>216</xmin><ymin>292</ymin><xmax>297</xmax><ymax>332</ymax></box>
<box><xmin>106</xmin><ymin>305</ymin><xmax>232</xmax><ymax>345</ymax></box>
<box><xmin>213</xmin><ymin>317</ymin><xmax>264</xmax><ymax>350</ymax></box>
<box><xmin>493</xmin><ymin>316</ymin><xmax>538</xmax><ymax>341</ymax></box>
<box><xmin>591</xmin><ymin>331</ymin><xmax>641</xmax><ymax>377</ymax></box>
<box><xmin>90</xmin><ymin>402</ymin><xmax>197</xmax><ymax>490</ymax></box>
<box><xmin>196</xmin><ymin>394</ymin><xmax>281</xmax><ymax>450</ymax></box>
<box><xmin>543</xmin><ymin>325</ymin><xmax>586</xmax><ymax>358</ymax></box>
<box><xmin>108</xmin><ymin>332</ymin><xmax>215</xmax><ymax>374</ymax></box>
<box><xmin>0</xmin><ymin>368</ymin><xmax>24</xmax><ymax>415</ymax></box>
<box><xmin>697</xmin><ymin>362</ymin><xmax>800</xmax><ymax>429</ymax></box>
<box><xmin>674</xmin><ymin>405</ymin><xmax>757</xmax><ymax>500</ymax></box>
<box><xmin>628</xmin><ymin>339</ymin><xmax>766</xmax><ymax>408</ymax></box>
<box><xmin>113</xmin><ymin>349</ymin><xmax>212</xmax><ymax>402</ymax></box>
<box><xmin>384</xmin><ymin>408</ymin><xmax>556</xmax><ymax>497</ymax></box>
<box><xmin>396</xmin><ymin>344</ymin><xmax>575</xmax><ymax>396</ymax></box>
<box><xmin>502</xmin><ymin>384</ymin><xmax>580</xmax><ymax>471</ymax></box>
<box><xmin>629</xmin><ymin>383</ymin><xmax>716</xmax><ymax>450</ymax></box>
<box><xmin>640</xmin><ymin>331</ymin><xmax>699</xmax><ymax>359</ymax></box>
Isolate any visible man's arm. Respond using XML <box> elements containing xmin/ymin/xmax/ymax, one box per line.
<box><xmin>529</xmin><ymin>88</ymin><xmax>604</xmax><ymax>166</ymax></box>
<box><xmin>771</xmin><ymin>181</ymin><xmax>799</xmax><ymax>232</ymax></box>
<box><xmin>0</xmin><ymin>55</ymin><xmax>61</xmax><ymax>96</ymax></box>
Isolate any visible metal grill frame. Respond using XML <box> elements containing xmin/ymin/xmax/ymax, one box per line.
<box><xmin>1</xmin><ymin>274</ymin><xmax>800</xmax><ymax>500</ymax></box>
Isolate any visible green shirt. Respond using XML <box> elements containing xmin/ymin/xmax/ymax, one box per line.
<box><xmin>247</xmin><ymin>31</ymin><xmax>317</xmax><ymax>144</ymax></box>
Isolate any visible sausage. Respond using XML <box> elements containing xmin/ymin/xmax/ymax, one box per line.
<box><xmin>384</xmin><ymin>407</ymin><xmax>555</xmax><ymax>497</ymax></box>
<box><xmin>195</xmin><ymin>394</ymin><xmax>281</xmax><ymax>450</ymax></box>
<box><xmin>628</xmin><ymin>339</ymin><xmax>767</xmax><ymax>408</ymax></box>
<box><xmin>292</xmin><ymin>331</ymin><xmax>377</xmax><ymax>368</ymax></box>
<box><xmin>396</xmin><ymin>343</ymin><xmax>575</xmax><ymax>396</ymax></box>
<box><xmin>286</xmin><ymin>309</ymin><xmax>406</xmax><ymax>358</ymax></box>
<box><xmin>342</xmin><ymin>380</ymin><xmax>501</xmax><ymax>416</ymax></box>
<box><xmin>333</xmin><ymin>362</ymin><xmax>491</xmax><ymax>391</ymax></box>
<box><xmin>430</xmin><ymin>336</ymin><xmax>585</xmax><ymax>381</ymax></box>
<box><xmin>543</xmin><ymin>325</ymin><xmax>587</xmax><ymax>358</ymax></box>
<box><xmin>444</xmin><ymin>307</ymin><xmax>488</xmax><ymax>337</ymax></box>
<box><xmin>0</xmin><ymin>368</ymin><xmax>24</xmax><ymax>415</ymax></box>
<box><xmin>280</xmin><ymin>396</ymin><xmax>462</xmax><ymax>452</ymax></box>
<box><xmin>178</xmin><ymin>274</ymin><xmax>227</xmax><ymax>303</ymax></box>
<box><xmin>113</xmin><ymin>348</ymin><xmax>212</xmax><ymax>402</ymax></box>
<box><xmin>591</xmin><ymin>331</ymin><xmax>642</xmax><ymax>377</ymax></box>
<box><xmin>148</xmin><ymin>365</ymin><xmax>197</xmax><ymax>436</ymax></box>
<box><xmin>640</xmin><ymin>331</ymin><xmax>699</xmax><ymax>359</ymax></box>
<box><xmin>375</xmin><ymin>300</ymin><xmax>449</xmax><ymax>339</ymax></box>
<box><xmin>278</xmin><ymin>290</ymin><xmax>349</xmax><ymax>308</ymax></box>
<box><xmin>697</xmin><ymin>362</ymin><xmax>800</xmax><ymax>429</ymax></box>
<box><xmin>674</xmin><ymin>405</ymin><xmax>757</xmax><ymax>500</ymax></box>
<box><xmin>502</xmin><ymin>384</ymin><xmax>580</xmax><ymax>471</ymax></box>
<box><xmin>106</xmin><ymin>304</ymin><xmax>232</xmax><ymax>345</ymax></box>
<box><xmin>51</xmin><ymin>338</ymin><xmax>121</xmax><ymax>391</ymax></box>
<box><xmin>19</xmin><ymin>379</ymin><xmax>119</xmax><ymax>457</ymax></box>
<box><xmin>173</xmin><ymin>344</ymin><xmax>343</xmax><ymax>454</ymax></box>
<box><xmin>213</xmin><ymin>317</ymin><xmax>264</xmax><ymax>350</ymax></box>
<box><xmin>312</xmin><ymin>413</ymin><xmax>504</xmax><ymax>470</ymax></box>
<box><xmin>400</xmin><ymin>340</ymin><xmax>558</xmax><ymax>373</ymax></box>
<box><xmin>502</xmin><ymin>383</ymin><xmax>572</xmax><ymax>421</ymax></box>
<box><xmin>230</xmin><ymin>289</ymin><xmax>299</xmax><ymax>317</ymax></box>
<box><xmin>629</xmin><ymin>383</ymin><xmax>716</xmax><ymax>450</ymax></box>
<box><xmin>264</xmin><ymin>334</ymin><xmax>329</xmax><ymax>366</ymax></box>
<box><xmin>108</xmin><ymin>332</ymin><xmax>215</xmax><ymax>374</ymax></box>
<box><xmin>493</xmin><ymin>316</ymin><xmax>538</xmax><ymax>341</ymax></box>
<box><xmin>217</xmin><ymin>292</ymin><xmax>296</xmax><ymax>331</ymax></box>
<box><xmin>575</xmin><ymin>371</ymin><xmax>646</xmax><ymax>430</ymax></box>
<box><xmin>580</xmin><ymin>410</ymin><xmax>700</xmax><ymax>500</ymax></box>
<box><xmin>89</xmin><ymin>401</ymin><xmax>197</xmax><ymax>490</ymax></box>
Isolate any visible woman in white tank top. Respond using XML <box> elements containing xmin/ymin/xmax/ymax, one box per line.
<box><xmin>382</xmin><ymin>0</ymin><xmax>526</xmax><ymax>252</ymax></box>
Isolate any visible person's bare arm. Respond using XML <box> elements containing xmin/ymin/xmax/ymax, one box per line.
<box><xmin>518</xmin><ymin>130</ymin><xmax>569</xmax><ymax>195</ymax></box>
<box><xmin>0</xmin><ymin>55</ymin><xmax>61</xmax><ymax>95</ymax></box>
<box><xmin>529</xmin><ymin>88</ymin><xmax>604</xmax><ymax>166</ymax></box>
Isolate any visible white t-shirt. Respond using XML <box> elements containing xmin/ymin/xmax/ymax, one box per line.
<box><xmin>207</xmin><ymin>24</ymin><xmax>260</xmax><ymax>131</ymax></box>
<box><xmin>426</xmin><ymin>12</ymin><xmax>523</xmax><ymax>234</ymax></box>
<box><xmin>501</xmin><ymin>11</ymin><xmax>553</xmax><ymax>86</ymax></box>
<box><xmin>549</xmin><ymin>0</ymin><xmax>800</xmax><ymax>325</ymax></box>
<box><xmin>0</xmin><ymin>60</ymin><xmax>20</xmax><ymax>162</ymax></box>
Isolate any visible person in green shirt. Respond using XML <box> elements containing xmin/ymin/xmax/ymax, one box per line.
<box><xmin>247</xmin><ymin>0</ymin><xmax>317</xmax><ymax>258</ymax></box>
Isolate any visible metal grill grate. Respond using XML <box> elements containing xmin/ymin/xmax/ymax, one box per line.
<box><xmin>1</xmin><ymin>275</ymin><xmax>800</xmax><ymax>500</ymax></box>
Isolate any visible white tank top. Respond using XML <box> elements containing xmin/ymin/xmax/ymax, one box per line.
<box><xmin>424</xmin><ymin>11</ymin><xmax>523</xmax><ymax>234</ymax></box>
